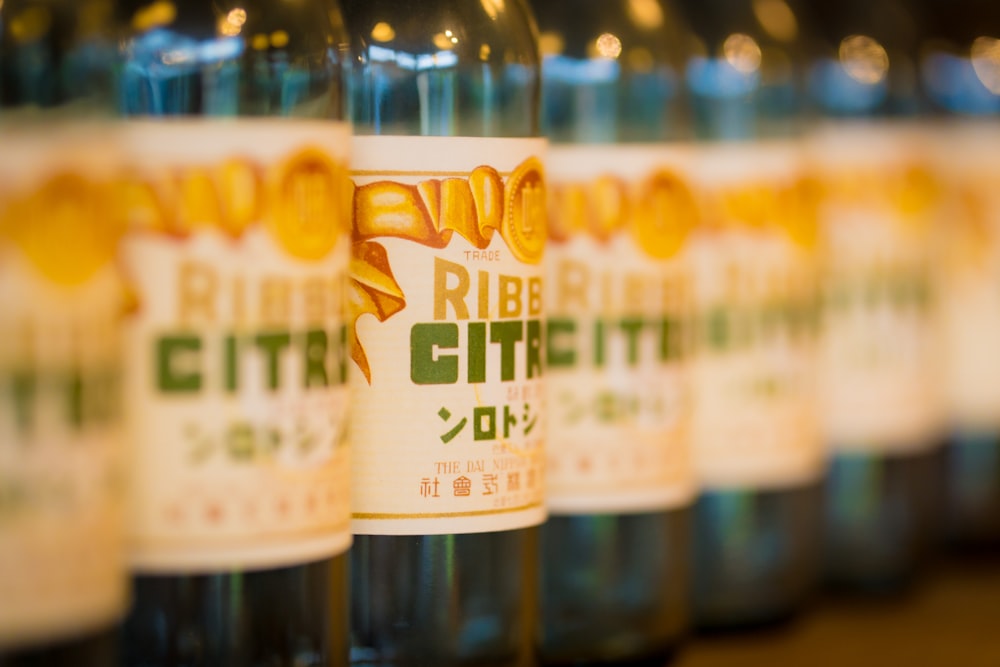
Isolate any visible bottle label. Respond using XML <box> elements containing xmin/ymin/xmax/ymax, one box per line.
<box><xmin>687</xmin><ymin>142</ymin><xmax>823</xmax><ymax>489</ymax></box>
<box><xmin>544</xmin><ymin>145</ymin><xmax>696</xmax><ymax>514</ymax></box>
<box><xmin>0</xmin><ymin>128</ymin><xmax>127</xmax><ymax>648</ymax></box>
<box><xmin>350</xmin><ymin>136</ymin><xmax>547</xmax><ymax>535</ymax></box>
<box><xmin>810</xmin><ymin>124</ymin><xmax>941</xmax><ymax>453</ymax></box>
<box><xmin>121</xmin><ymin>120</ymin><xmax>353</xmax><ymax>572</ymax></box>
<box><xmin>934</xmin><ymin>123</ymin><xmax>1000</xmax><ymax>432</ymax></box>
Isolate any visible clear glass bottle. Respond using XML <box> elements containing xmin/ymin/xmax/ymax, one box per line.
<box><xmin>529</xmin><ymin>1</ymin><xmax>694</xmax><ymax>664</ymax></box>
<box><xmin>0</xmin><ymin>0</ymin><xmax>125</xmax><ymax>664</ymax></box>
<box><xmin>116</xmin><ymin>1</ymin><xmax>352</xmax><ymax>665</ymax></box>
<box><xmin>343</xmin><ymin>1</ymin><xmax>544</xmax><ymax>666</ymax></box>
<box><xmin>804</xmin><ymin>0</ymin><xmax>943</xmax><ymax>591</ymax></box>
<box><xmin>676</xmin><ymin>0</ymin><xmax>824</xmax><ymax>628</ymax></box>
<box><xmin>921</xmin><ymin>0</ymin><xmax>1000</xmax><ymax>552</ymax></box>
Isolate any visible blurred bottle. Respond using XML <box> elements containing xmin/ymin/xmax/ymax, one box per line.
<box><xmin>343</xmin><ymin>1</ymin><xmax>544</xmax><ymax>666</ymax></box>
<box><xmin>116</xmin><ymin>1</ymin><xmax>352</xmax><ymax>665</ymax></box>
<box><xmin>921</xmin><ymin>0</ymin><xmax>1000</xmax><ymax>551</ymax></box>
<box><xmin>0</xmin><ymin>0</ymin><xmax>126</xmax><ymax>664</ymax></box>
<box><xmin>677</xmin><ymin>0</ymin><xmax>824</xmax><ymax>629</ymax></box>
<box><xmin>530</xmin><ymin>0</ymin><xmax>694</xmax><ymax>664</ymax></box>
<box><xmin>803</xmin><ymin>0</ymin><xmax>943</xmax><ymax>591</ymax></box>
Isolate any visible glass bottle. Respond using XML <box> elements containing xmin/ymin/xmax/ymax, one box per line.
<box><xmin>803</xmin><ymin>0</ymin><xmax>943</xmax><ymax>591</ymax></box>
<box><xmin>116</xmin><ymin>1</ymin><xmax>353</xmax><ymax>665</ymax></box>
<box><xmin>343</xmin><ymin>1</ymin><xmax>544</xmax><ymax>665</ymax></box>
<box><xmin>921</xmin><ymin>0</ymin><xmax>1000</xmax><ymax>552</ymax></box>
<box><xmin>528</xmin><ymin>0</ymin><xmax>694</xmax><ymax>663</ymax></box>
<box><xmin>676</xmin><ymin>0</ymin><xmax>824</xmax><ymax>628</ymax></box>
<box><xmin>0</xmin><ymin>0</ymin><xmax>125</xmax><ymax>664</ymax></box>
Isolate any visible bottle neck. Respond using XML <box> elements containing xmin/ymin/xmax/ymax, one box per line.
<box><xmin>344</xmin><ymin>0</ymin><xmax>540</xmax><ymax>138</ymax></box>
<box><xmin>115</xmin><ymin>0</ymin><xmax>346</xmax><ymax>119</ymax></box>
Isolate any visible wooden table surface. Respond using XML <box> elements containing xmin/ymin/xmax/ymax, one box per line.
<box><xmin>677</xmin><ymin>557</ymin><xmax>1000</xmax><ymax>667</ymax></box>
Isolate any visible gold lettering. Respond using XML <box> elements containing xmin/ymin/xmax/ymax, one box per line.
<box><xmin>499</xmin><ymin>275</ymin><xmax>523</xmax><ymax>318</ymax></box>
<box><xmin>232</xmin><ymin>275</ymin><xmax>246</xmax><ymax>326</ymax></box>
<box><xmin>527</xmin><ymin>277</ymin><xmax>543</xmax><ymax>316</ymax></box>
<box><xmin>303</xmin><ymin>276</ymin><xmax>328</xmax><ymax>325</ymax></box>
<box><xmin>434</xmin><ymin>257</ymin><xmax>470</xmax><ymax>321</ymax></box>
<box><xmin>178</xmin><ymin>261</ymin><xmax>218</xmax><ymax>325</ymax></box>
<box><xmin>556</xmin><ymin>259</ymin><xmax>589</xmax><ymax>312</ymax></box>
<box><xmin>260</xmin><ymin>277</ymin><xmax>291</xmax><ymax>326</ymax></box>
<box><xmin>478</xmin><ymin>270</ymin><xmax>490</xmax><ymax>319</ymax></box>
<box><xmin>624</xmin><ymin>273</ymin><xmax>645</xmax><ymax>312</ymax></box>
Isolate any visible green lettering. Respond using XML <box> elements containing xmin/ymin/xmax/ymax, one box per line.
<box><xmin>411</xmin><ymin>323</ymin><xmax>459</xmax><ymax>385</ymax></box>
<box><xmin>619</xmin><ymin>318</ymin><xmax>644</xmax><ymax>367</ymax></box>
<box><xmin>11</xmin><ymin>371</ymin><xmax>35</xmax><ymax>435</ymax></box>
<box><xmin>594</xmin><ymin>319</ymin><xmax>606</xmax><ymax>367</ymax></box>
<box><xmin>660</xmin><ymin>317</ymin><xmax>683</xmax><ymax>361</ymax></box>
<box><xmin>255</xmin><ymin>331</ymin><xmax>292</xmax><ymax>391</ymax></box>
<box><xmin>157</xmin><ymin>336</ymin><xmax>202</xmax><ymax>393</ymax></box>
<box><xmin>65</xmin><ymin>369</ymin><xmax>84</xmax><ymax>429</ymax></box>
<box><xmin>304</xmin><ymin>329</ymin><xmax>329</xmax><ymax>388</ymax></box>
<box><xmin>526</xmin><ymin>320</ymin><xmax>543</xmax><ymax>379</ymax></box>
<box><xmin>224</xmin><ymin>335</ymin><xmax>238</xmax><ymax>393</ymax></box>
<box><xmin>546</xmin><ymin>318</ymin><xmax>576</xmax><ymax>369</ymax></box>
<box><xmin>336</xmin><ymin>325</ymin><xmax>348</xmax><ymax>385</ymax></box>
<box><xmin>706</xmin><ymin>307</ymin><xmax>729</xmax><ymax>351</ymax></box>
<box><xmin>490</xmin><ymin>321</ymin><xmax>523</xmax><ymax>382</ymax></box>
<box><xmin>468</xmin><ymin>322</ymin><xmax>486</xmax><ymax>383</ymax></box>
<box><xmin>473</xmin><ymin>406</ymin><xmax>496</xmax><ymax>440</ymax></box>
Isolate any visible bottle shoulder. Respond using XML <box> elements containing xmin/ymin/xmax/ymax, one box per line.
<box><xmin>533</xmin><ymin>0</ymin><xmax>688</xmax><ymax>66</ymax></box>
<box><xmin>1</xmin><ymin>0</ymin><xmax>116</xmax><ymax>111</ymax></box>
<box><xmin>343</xmin><ymin>0</ymin><xmax>539</xmax><ymax>138</ymax></box>
<box><xmin>344</xmin><ymin>0</ymin><xmax>538</xmax><ymax>76</ymax></box>
<box><xmin>118</xmin><ymin>0</ymin><xmax>346</xmax><ymax>118</ymax></box>
<box><xmin>533</xmin><ymin>0</ymin><xmax>691</xmax><ymax>143</ymax></box>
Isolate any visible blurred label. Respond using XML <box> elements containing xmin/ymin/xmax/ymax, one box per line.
<box><xmin>350</xmin><ymin>136</ymin><xmax>547</xmax><ymax>535</ymax></box>
<box><xmin>121</xmin><ymin>120</ymin><xmax>352</xmax><ymax>572</ymax></box>
<box><xmin>934</xmin><ymin>123</ymin><xmax>1000</xmax><ymax>432</ymax></box>
<box><xmin>811</xmin><ymin>123</ymin><xmax>942</xmax><ymax>452</ymax></box>
<box><xmin>0</xmin><ymin>127</ymin><xmax>127</xmax><ymax>648</ymax></box>
<box><xmin>544</xmin><ymin>145</ymin><xmax>696</xmax><ymax>513</ymax></box>
<box><xmin>686</xmin><ymin>141</ymin><xmax>824</xmax><ymax>489</ymax></box>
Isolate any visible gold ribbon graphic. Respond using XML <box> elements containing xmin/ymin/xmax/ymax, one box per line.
<box><xmin>699</xmin><ymin>176</ymin><xmax>822</xmax><ymax>250</ymax></box>
<box><xmin>119</xmin><ymin>147</ymin><xmax>348</xmax><ymax>260</ymax></box>
<box><xmin>547</xmin><ymin>168</ymin><xmax>821</xmax><ymax>252</ymax></box>
<box><xmin>349</xmin><ymin>157</ymin><xmax>546</xmax><ymax>384</ymax></box>
<box><xmin>0</xmin><ymin>173</ymin><xmax>126</xmax><ymax>286</ymax></box>
<box><xmin>548</xmin><ymin>169</ymin><xmax>698</xmax><ymax>260</ymax></box>
<box><xmin>820</xmin><ymin>163</ymin><xmax>940</xmax><ymax>234</ymax></box>
<box><xmin>941</xmin><ymin>178</ymin><xmax>995</xmax><ymax>273</ymax></box>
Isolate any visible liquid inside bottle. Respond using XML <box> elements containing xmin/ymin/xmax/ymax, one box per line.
<box><xmin>343</xmin><ymin>1</ymin><xmax>544</xmax><ymax>666</ymax></box>
<box><xmin>116</xmin><ymin>1</ymin><xmax>353</xmax><ymax>664</ymax></box>
<box><xmin>529</xmin><ymin>1</ymin><xmax>694</xmax><ymax>664</ymax></box>
<box><xmin>677</xmin><ymin>0</ymin><xmax>824</xmax><ymax>628</ymax></box>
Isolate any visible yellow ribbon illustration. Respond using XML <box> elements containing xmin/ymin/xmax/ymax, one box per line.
<box><xmin>0</xmin><ymin>173</ymin><xmax>126</xmax><ymax>286</ymax></box>
<box><xmin>700</xmin><ymin>175</ymin><xmax>822</xmax><ymax>250</ymax></box>
<box><xmin>821</xmin><ymin>163</ymin><xmax>940</xmax><ymax>233</ymax></box>
<box><xmin>349</xmin><ymin>157</ymin><xmax>546</xmax><ymax>384</ymax></box>
<box><xmin>119</xmin><ymin>147</ymin><xmax>349</xmax><ymax>260</ymax></box>
<box><xmin>548</xmin><ymin>169</ymin><xmax>698</xmax><ymax>260</ymax></box>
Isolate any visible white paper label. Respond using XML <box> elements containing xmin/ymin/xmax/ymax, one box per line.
<box><xmin>121</xmin><ymin>120</ymin><xmax>353</xmax><ymax>572</ymax></box>
<box><xmin>350</xmin><ymin>136</ymin><xmax>548</xmax><ymax>535</ymax></box>
<box><xmin>544</xmin><ymin>145</ymin><xmax>696</xmax><ymax>513</ymax></box>
<box><xmin>809</xmin><ymin>123</ymin><xmax>942</xmax><ymax>453</ymax></box>
<box><xmin>0</xmin><ymin>127</ymin><xmax>127</xmax><ymax>648</ymax></box>
<box><xmin>933</xmin><ymin>123</ymin><xmax>1000</xmax><ymax>431</ymax></box>
<box><xmin>686</xmin><ymin>141</ymin><xmax>824</xmax><ymax>489</ymax></box>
